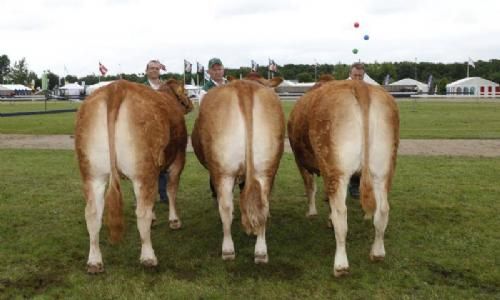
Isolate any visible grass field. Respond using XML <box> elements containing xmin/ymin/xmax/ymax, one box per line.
<box><xmin>0</xmin><ymin>150</ymin><xmax>498</xmax><ymax>298</ymax></box>
<box><xmin>1</xmin><ymin>100</ymin><xmax>500</xmax><ymax>139</ymax></box>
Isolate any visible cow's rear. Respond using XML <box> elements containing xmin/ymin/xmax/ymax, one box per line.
<box><xmin>192</xmin><ymin>78</ymin><xmax>284</xmax><ymax>263</ymax></box>
<box><xmin>288</xmin><ymin>80</ymin><xmax>399</xmax><ymax>276</ymax></box>
<box><xmin>75</xmin><ymin>80</ymin><xmax>191</xmax><ymax>273</ymax></box>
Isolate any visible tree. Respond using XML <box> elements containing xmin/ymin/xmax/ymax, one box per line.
<box><xmin>436</xmin><ymin>78</ymin><xmax>448</xmax><ymax>95</ymax></box>
<box><xmin>65</xmin><ymin>75</ymin><xmax>78</xmax><ymax>84</ymax></box>
<box><xmin>27</xmin><ymin>71</ymin><xmax>38</xmax><ymax>88</ymax></box>
<box><xmin>9</xmin><ymin>57</ymin><xmax>30</xmax><ymax>85</ymax></box>
<box><xmin>297</xmin><ymin>72</ymin><xmax>313</xmax><ymax>83</ymax></box>
<box><xmin>45</xmin><ymin>70</ymin><xmax>60</xmax><ymax>90</ymax></box>
<box><xmin>0</xmin><ymin>54</ymin><xmax>10</xmax><ymax>83</ymax></box>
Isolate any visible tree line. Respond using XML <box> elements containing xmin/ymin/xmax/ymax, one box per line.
<box><xmin>1</xmin><ymin>54</ymin><xmax>499</xmax><ymax>95</ymax></box>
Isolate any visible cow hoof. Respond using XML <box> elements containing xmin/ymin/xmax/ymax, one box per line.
<box><xmin>254</xmin><ymin>254</ymin><xmax>268</xmax><ymax>264</ymax></box>
<box><xmin>222</xmin><ymin>251</ymin><xmax>235</xmax><ymax>261</ymax></box>
<box><xmin>333</xmin><ymin>267</ymin><xmax>350</xmax><ymax>277</ymax></box>
<box><xmin>370</xmin><ymin>254</ymin><xmax>385</xmax><ymax>262</ymax></box>
<box><xmin>141</xmin><ymin>258</ymin><xmax>158</xmax><ymax>268</ymax></box>
<box><xmin>169</xmin><ymin>219</ymin><xmax>182</xmax><ymax>230</ymax></box>
<box><xmin>306</xmin><ymin>211</ymin><xmax>318</xmax><ymax>218</ymax></box>
<box><xmin>87</xmin><ymin>263</ymin><xmax>104</xmax><ymax>274</ymax></box>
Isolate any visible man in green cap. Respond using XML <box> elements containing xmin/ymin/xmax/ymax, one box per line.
<box><xmin>199</xmin><ymin>57</ymin><xmax>226</xmax><ymax>104</ymax></box>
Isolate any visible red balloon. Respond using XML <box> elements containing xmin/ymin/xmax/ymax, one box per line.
<box><xmin>354</xmin><ymin>22</ymin><xmax>359</xmax><ymax>28</ymax></box>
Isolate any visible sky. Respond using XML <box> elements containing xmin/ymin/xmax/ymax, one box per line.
<box><xmin>2</xmin><ymin>0</ymin><xmax>499</xmax><ymax>77</ymax></box>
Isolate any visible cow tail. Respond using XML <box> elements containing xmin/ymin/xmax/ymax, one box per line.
<box><xmin>355</xmin><ymin>82</ymin><xmax>376</xmax><ymax>219</ymax></box>
<box><xmin>105</xmin><ymin>81</ymin><xmax>125</xmax><ymax>243</ymax></box>
<box><xmin>238</xmin><ymin>85</ymin><xmax>266</xmax><ymax>235</ymax></box>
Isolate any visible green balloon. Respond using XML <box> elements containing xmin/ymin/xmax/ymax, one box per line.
<box><xmin>352</xmin><ymin>48</ymin><xmax>359</xmax><ymax>54</ymax></box>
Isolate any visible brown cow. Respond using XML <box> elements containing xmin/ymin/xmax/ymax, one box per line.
<box><xmin>288</xmin><ymin>79</ymin><xmax>399</xmax><ymax>277</ymax></box>
<box><xmin>75</xmin><ymin>79</ymin><xmax>193</xmax><ymax>273</ymax></box>
<box><xmin>191</xmin><ymin>75</ymin><xmax>284</xmax><ymax>263</ymax></box>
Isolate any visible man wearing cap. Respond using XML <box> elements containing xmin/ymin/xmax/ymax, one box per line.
<box><xmin>199</xmin><ymin>57</ymin><xmax>226</xmax><ymax>105</ymax></box>
<box><xmin>346</xmin><ymin>62</ymin><xmax>366</xmax><ymax>199</ymax></box>
<box><xmin>144</xmin><ymin>59</ymin><xmax>169</xmax><ymax>204</ymax></box>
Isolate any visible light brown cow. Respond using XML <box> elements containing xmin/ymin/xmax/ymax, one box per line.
<box><xmin>75</xmin><ymin>79</ymin><xmax>193</xmax><ymax>273</ymax></box>
<box><xmin>191</xmin><ymin>75</ymin><xmax>284</xmax><ymax>263</ymax></box>
<box><xmin>288</xmin><ymin>79</ymin><xmax>399</xmax><ymax>277</ymax></box>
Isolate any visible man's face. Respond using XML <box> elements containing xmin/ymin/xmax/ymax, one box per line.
<box><xmin>350</xmin><ymin>68</ymin><xmax>365</xmax><ymax>80</ymax></box>
<box><xmin>146</xmin><ymin>62</ymin><xmax>161</xmax><ymax>80</ymax></box>
<box><xmin>208</xmin><ymin>64</ymin><xmax>224</xmax><ymax>81</ymax></box>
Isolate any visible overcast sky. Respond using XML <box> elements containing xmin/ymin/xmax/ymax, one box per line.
<box><xmin>2</xmin><ymin>0</ymin><xmax>499</xmax><ymax>77</ymax></box>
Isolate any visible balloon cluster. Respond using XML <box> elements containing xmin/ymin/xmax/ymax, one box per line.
<box><xmin>352</xmin><ymin>21</ymin><xmax>370</xmax><ymax>55</ymax></box>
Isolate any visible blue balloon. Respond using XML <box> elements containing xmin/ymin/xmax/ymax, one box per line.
<box><xmin>364</xmin><ymin>34</ymin><xmax>370</xmax><ymax>40</ymax></box>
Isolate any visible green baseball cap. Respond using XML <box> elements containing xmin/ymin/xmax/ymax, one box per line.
<box><xmin>208</xmin><ymin>57</ymin><xmax>223</xmax><ymax>68</ymax></box>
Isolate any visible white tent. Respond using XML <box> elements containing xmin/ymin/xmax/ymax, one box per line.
<box><xmin>390</xmin><ymin>78</ymin><xmax>428</xmax><ymax>93</ymax></box>
<box><xmin>446</xmin><ymin>77</ymin><xmax>499</xmax><ymax>96</ymax></box>
<box><xmin>0</xmin><ymin>84</ymin><xmax>32</xmax><ymax>91</ymax></box>
<box><xmin>60</xmin><ymin>82</ymin><xmax>84</xmax><ymax>96</ymax></box>
<box><xmin>363</xmin><ymin>73</ymin><xmax>379</xmax><ymax>85</ymax></box>
<box><xmin>85</xmin><ymin>81</ymin><xmax>114</xmax><ymax>95</ymax></box>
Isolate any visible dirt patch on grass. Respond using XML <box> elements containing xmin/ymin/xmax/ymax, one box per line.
<box><xmin>1</xmin><ymin>134</ymin><xmax>499</xmax><ymax>157</ymax></box>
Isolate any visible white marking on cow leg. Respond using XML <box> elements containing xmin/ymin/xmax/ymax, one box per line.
<box><xmin>300</xmin><ymin>168</ymin><xmax>317</xmax><ymax>217</ymax></box>
<box><xmin>328</xmin><ymin>177</ymin><xmax>350</xmax><ymax>277</ymax></box>
<box><xmin>218</xmin><ymin>176</ymin><xmax>235</xmax><ymax>260</ymax></box>
<box><xmin>370</xmin><ymin>179</ymin><xmax>389</xmax><ymax>261</ymax></box>
<box><xmin>166</xmin><ymin>154</ymin><xmax>184</xmax><ymax>230</ymax></box>
<box><xmin>254</xmin><ymin>227</ymin><xmax>268</xmax><ymax>264</ymax></box>
<box><xmin>133</xmin><ymin>181</ymin><xmax>157</xmax><ymax>267</ymax></box>
<box><xmin>85</xmin><ymin>178</ymin><xmax>106</xmax><ymax>273</ymax></box>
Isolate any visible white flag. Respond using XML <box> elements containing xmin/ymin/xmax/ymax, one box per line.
<box><xmin>468</xmin><ymin>57</ymin><xmax>475</xmax><ymax>68</ymax></box>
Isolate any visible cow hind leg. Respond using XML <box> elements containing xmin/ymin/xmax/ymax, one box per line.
<box><xmin>299</xmin><ymin>166</ymin><xmax>317</xmax><ymax>217</ymax></box>
<box><xmin>84</xmin><ymin>177</ymin><xmax>107</xmax><ymax>274</ymax></box>
<box><xmin>370</xmin><ymin>177</ymin><xmax>390</xmax><ymax>261</ymax></box>
<box><xmin>166</xmin><ymin>152</ymin><xmax>186</xmax><ymax>229</ymax></box>
<box><xmin>254</xmin><ymin>176</ymin><xmax>271</xmax><ymax>264</ymax></box>
<box><xmin>133</xmin><ymin>179</ymin><xmax>158</xmax><ymax>267</ymax></box>
<box><xmin>216</xmin><ymin>176</ymin><xmax>236</xmax><ymax>260</ymax></box>
<box><xmin>325</xmin><ymin>175</ymin><xmax>350</xmax><ymax>277</ymax></box>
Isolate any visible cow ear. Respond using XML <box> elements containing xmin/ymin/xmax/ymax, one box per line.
<box><xmin>227</xmin><ymin>75</ymin><xmax>236</xmax><ymax>82</ymax></box>
<box><xmin>164</xmin><ymin>79</ymin><xmax>193</xmax><ymax>113</ymax></box>
<box><xmin>268</xmin><ymin>77</ymin><xmax>283</xmax><ymax>88</ymax></box>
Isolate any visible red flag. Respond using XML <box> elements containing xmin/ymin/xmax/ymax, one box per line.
<box><xmin>99</xmin><ymin>62</ymin><xmax>108</xmax><ymax>76</ymax></box>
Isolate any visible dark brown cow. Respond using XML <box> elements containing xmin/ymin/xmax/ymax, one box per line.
<box><xmin>288</xmin><ymin>79</ymin><xmax>399</xmax><ymax>277</ymax></box>
<box><xmin>75</xmin><ymin>79</ymin><xmax>193</xmax><ymax>273</ymax></box>
<box><xmin>191</xmin><ymin>75</ymin><xmax>284</xmax><ymax>263</ymax></box>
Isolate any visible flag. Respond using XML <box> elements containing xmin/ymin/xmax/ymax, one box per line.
<box><xmin>251</xmin><ymin>60</ymin><xmax>259</xmax><ymax>72</ymax></box>
<box><xmin>184</xmin><ymin>59</ymin><xmax>192</xmax><ymax>73</ymax></box>
<box><xmin>468</xmin><ymin>57</ymin><xmax>475</xmax><ymax>68</ymax></box>
<box><xmin>159</xmin><ymin>62</ymin><xmax>166</xmax><ymax>71</ymax></box>
<box><xmin>268</xmin><ymin>59</ymin><xmax>277</xmax><ymax>72</ymax></box>
<box><xmin>427</xmin><ymin>74</ymin><xmax>433</xmax><ymax>88</ymax></box>
<box><xmin>383</xmin><ymin>74</ymin><xmax>391</xmax><ymax>85</ymax></box>
<box><xmin>196</xmin><ymin>62</ymin><xmax>204</xmax><ymax>74</ymax></box>
<box><xmin>99</xmin><ymin>62</ymin><xmax>108</xmax><ymax>76</ymax></box>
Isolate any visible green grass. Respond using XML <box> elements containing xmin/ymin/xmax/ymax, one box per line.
<box><xmin>0</xmin><ymin>150</ymin><xmax>499</xmax><ymax>298</ymax></box>
<box><xmin>0</xmin><ymin>101</ymin><xmax>80</xmax><ymax>135</ymax></box>
<box><xmin>0</xmin><ymin>101</ymin><xmax>80</xmax><ymax>113</ymax></box>
<box><xmin>1</xmin><ymin>100</ymin><xmax>500</xmax><ymax>139</ymax></box>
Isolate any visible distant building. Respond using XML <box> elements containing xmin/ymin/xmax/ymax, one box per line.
<box><xmin>446</xmin><ymin>77</ymin><xmax>500</xmax><ymax>96</ymax></box>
